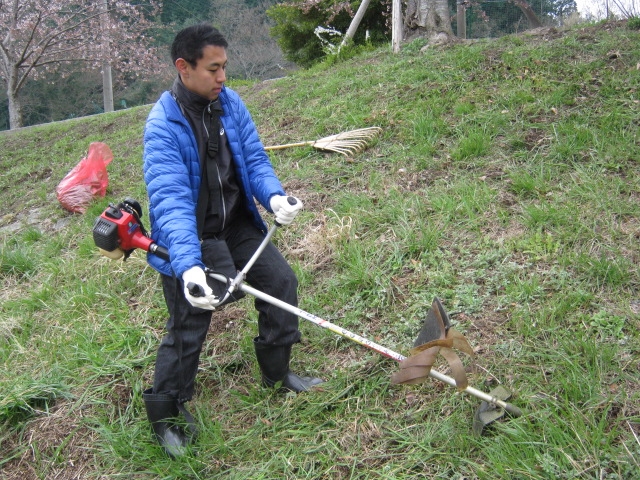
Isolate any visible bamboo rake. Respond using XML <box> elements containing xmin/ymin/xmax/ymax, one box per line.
<box><xmin>264</xmin><ymin>126</ymin><xmax>382</xmax><ymax>156</ymax></box>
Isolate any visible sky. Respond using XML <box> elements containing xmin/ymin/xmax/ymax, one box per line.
<box><xmin>574</xmin><ymin>0</ymin><xmax>638</xmax><ymax>18</ymax></box>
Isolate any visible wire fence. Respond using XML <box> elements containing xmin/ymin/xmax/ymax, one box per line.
<box><xmin>453</xmin><ymin>0</ymin><xmax>562</xmax><ymax>39</ymax></box>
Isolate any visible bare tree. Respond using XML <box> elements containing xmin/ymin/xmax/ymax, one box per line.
<box><xmin>404</xmin><ymin>0</ymin><xmax>456</xmax><ymax>44</ymax></box>
<box><xmin>210</xmin><ymin>0</ymin><xmax>293</xmax><ymax>80</ymax></box>
<box><xmin>610</xmin><ymin>0</ymin><xmax>640</xmax><ymax>17</ymax></box>
<box><xmin>0</xmin><ymin>0</ymin><xmax>161</xmax><ymax>129</ymax></box>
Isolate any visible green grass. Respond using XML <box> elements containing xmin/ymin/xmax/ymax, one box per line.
<box><xmin>1</xmin><ymin>20</ymin><xmax>640</xmax><ymax>479</ymax></box>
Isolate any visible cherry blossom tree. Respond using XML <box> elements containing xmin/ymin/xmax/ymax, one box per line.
<box><xmin>0</xmin><ymin>0</ymin><xmax>161</xmax><ymax>129</ymax></box>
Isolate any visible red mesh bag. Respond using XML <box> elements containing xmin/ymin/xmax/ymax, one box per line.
<box><xmin>56</xmin><ymin>142</ymin><xmax>113</xmax><ymax>214</ymax></box>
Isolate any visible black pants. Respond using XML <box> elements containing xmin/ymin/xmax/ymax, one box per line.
<box><xmin>153</xmin><ymin>216</ymin><xmax>301</xmax><ymax>403</ymax></box>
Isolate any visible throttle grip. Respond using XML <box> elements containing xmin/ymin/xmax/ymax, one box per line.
<box><xmin>187</xmin><ymin>282</ymin><xmax>205</xmax><ymax>297</ymax></box>
<box><xmin>274</xmin><ymin>196</ymin><xmax>298</xmax><ymax>227</ymax></box>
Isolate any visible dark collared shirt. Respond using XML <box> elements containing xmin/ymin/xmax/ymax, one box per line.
<box><xmin>171</xmin><ymin>77</ymin><xmax>241</xmax><ymax>236</ymax></box>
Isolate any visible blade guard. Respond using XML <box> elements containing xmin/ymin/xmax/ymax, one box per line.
<box><xmin>413</xmin><ymin>297</ymin><xmax>451</xmax><ymax>348</ymax></box>
<box><xmin>390</xmin><ymin>298</ymin><xmax>474</xmax><ymax>389</ymax></box>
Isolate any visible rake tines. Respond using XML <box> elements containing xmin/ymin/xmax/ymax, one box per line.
<box><xmin>264</xmin><ymin>126</ymin><xmax>382</xmax><ymax>156</ymax></box>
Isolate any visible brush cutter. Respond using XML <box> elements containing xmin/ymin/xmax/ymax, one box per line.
<box><xmin>92</xmin><ymin>199</ymin><xmax>522</xmax><ymax>432</ymax></box>
<box><xmin>264</xmin><ymin>127</ymin><xmax>382</xmax><ymax>157</ymax></box>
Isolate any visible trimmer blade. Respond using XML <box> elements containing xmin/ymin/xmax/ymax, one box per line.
<box><xmin>472</xmin><ymin>385</ymin><xmax>513</xmax><ymax>435</ymax></box>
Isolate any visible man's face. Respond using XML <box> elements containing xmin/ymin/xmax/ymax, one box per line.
<box><xmin>177</xmin><ymin>45</ymin><xmax>227</xmax><ymax>101</ymax></box>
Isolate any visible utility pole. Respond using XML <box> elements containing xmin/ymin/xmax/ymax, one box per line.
<box><xmin>457</xmin><ymin>1</ymin><xmax>466</xmax><ymax>39</ymax></box>
<box><xmin>100</xmin><ymin>0</ymin><xmax>114</xmax><ymax>113</ymax></box>
<box><xmin>392</xmin><ymin>0</ymin><xmax>402</xmax><ymax>53</ymax></box>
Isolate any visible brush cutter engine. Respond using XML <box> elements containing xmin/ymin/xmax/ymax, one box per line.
<box><xmin>92</xmin><ymin>199</ymin><xmax>168</xmax><ymax>261</ymax></box>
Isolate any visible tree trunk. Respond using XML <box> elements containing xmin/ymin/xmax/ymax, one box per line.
<box><xmin>5</xmin><ymin>68</ymin><xmax>23</xmax><ymax>129</ymax></box>
<box><xmin>404</xmin><ymin>0</ymin><xmax>455</xmax><ymax>44</ymax></box>
<box><xmin>512</xmin><ymin>0</ymin><xmax>543</xmax><ymax>28</ymax></box>
<box><xmin>100</xmin><ymin>0</ymin><xmax>114</xmax><ymax>113</ymax></box>
<box><xmin>7</xmin><ymin>93</ymin><xmax>24</xmax><ymax>130</ymax></box>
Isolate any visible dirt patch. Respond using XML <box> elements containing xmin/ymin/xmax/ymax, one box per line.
<box><xmin>1</xmin><ymin>403</ymin><xmax>98</xmax><ymax>480</ymax></box>
<box><xmin>208</xmin><ymin>303</ymin><xmax>249</xmax><ymax>337</ymax></box>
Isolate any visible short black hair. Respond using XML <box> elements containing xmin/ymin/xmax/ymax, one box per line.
<box><xmin>170</xmin><ymin>23</ymin><xmax>228</xmax><ymax>66</ymax></box>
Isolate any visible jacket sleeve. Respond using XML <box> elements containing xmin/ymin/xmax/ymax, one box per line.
<box><xmin>225</xmin><ymin>90</ymin><xmax>285</xmax><ymax>210</ymax></box>
<box><xmin>143</xmin><ymin>98</ymin><xmax>204</xmax><ymax>277</ymax></box>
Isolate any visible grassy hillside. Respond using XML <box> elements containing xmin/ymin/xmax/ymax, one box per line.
<box><xmin>1</xmin><ymin>20</ymin><xmax>639</xmax><ymax>479</ymax></box>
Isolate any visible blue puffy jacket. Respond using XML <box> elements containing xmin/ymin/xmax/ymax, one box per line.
<box><xmin>143</xmin><ymin>86</ymin><xmax>285</xmax><ymax>277</ymax></box>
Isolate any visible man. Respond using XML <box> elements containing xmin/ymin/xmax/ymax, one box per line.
<box><xmin>142</xmin><ymin>23</ymin><xmax>323</xmax><ymax>457</ymax></box>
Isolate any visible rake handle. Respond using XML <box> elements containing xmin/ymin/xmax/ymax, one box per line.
<box><xmin>265</xmin><ymin>141</ymin><xmax>314</xmax><ymax>151</ymax></box>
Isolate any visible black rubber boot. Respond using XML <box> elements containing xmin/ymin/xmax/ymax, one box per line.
<box><xmin>142</xmin><ymin>388</ymin><xmax>196</xmax><ymax>458</ymax></box>
<box><xmin>254</xmin><ymin>339</ymin><xmax>324</xmax><ymax>393</ymax></box>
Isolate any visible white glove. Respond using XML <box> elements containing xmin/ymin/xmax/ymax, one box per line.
<box><xmin>182</xmin><ymin>266</ymin><xmax>218</xmax><ymax>310</ymax></box>
<box><xmin>269</xmin><ymin>195</ymin><xmax>303</xmax><ymax>225</ymax></box>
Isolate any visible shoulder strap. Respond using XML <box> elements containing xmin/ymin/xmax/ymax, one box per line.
<box><xmin>196</xmin><ymin>100</ymin><xmax>224</xmax><ymax>238</ymax></box>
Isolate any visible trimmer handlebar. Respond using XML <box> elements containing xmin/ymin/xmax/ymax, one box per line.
<box><xmin>93</xmin><ymin>197</ymin><xmax>297</xmax><ymax>262</ymax></box>
<box><xmin>93</xmin><ymin>198</ymin><xmax>280</xmax><ymax>307</ymax></box>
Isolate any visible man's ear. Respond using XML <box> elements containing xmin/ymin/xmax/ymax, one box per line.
<box><xmin>175</xmin><ymin>58</ymin><xmax>190</xmax><ymax>77</ymax></box>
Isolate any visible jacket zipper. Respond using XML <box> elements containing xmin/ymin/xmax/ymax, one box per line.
<box><xmin>202</xmin><ymin>105</ymin><xmax>227</xmax><ymax>231</ymax></box>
